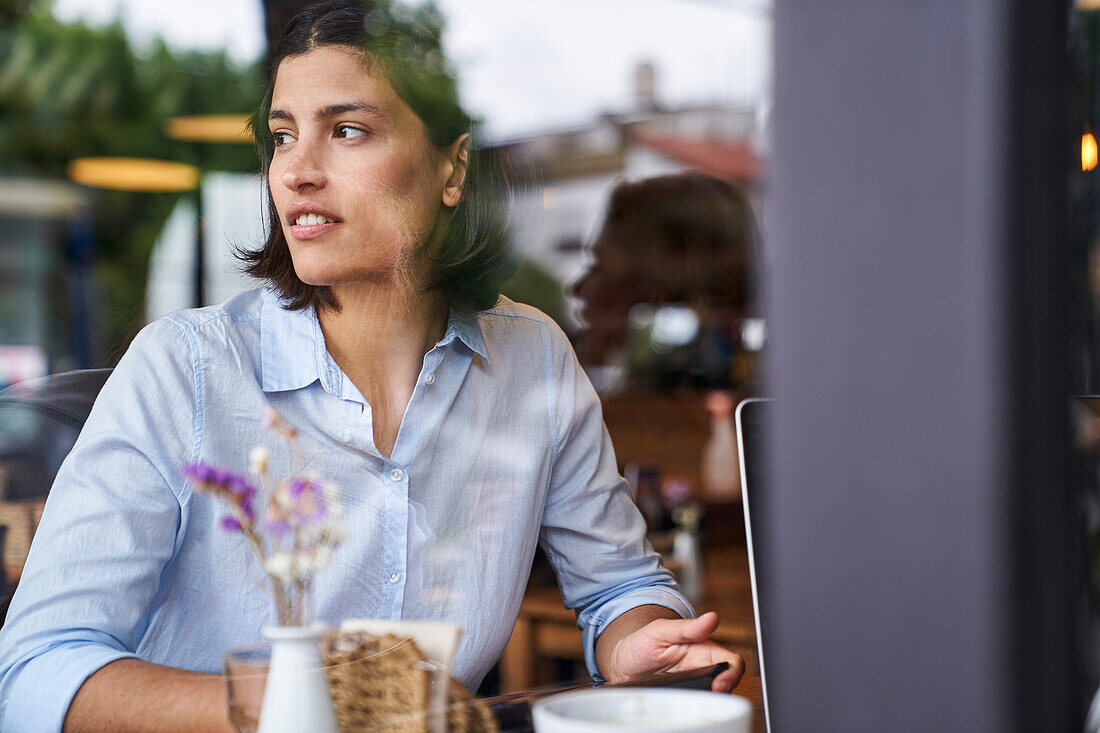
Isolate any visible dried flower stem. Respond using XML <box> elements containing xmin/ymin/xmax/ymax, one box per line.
<box><xmin>183</xmin><ymin>409</ymin><xmax>345</xmax><ymax>628</ymax></box>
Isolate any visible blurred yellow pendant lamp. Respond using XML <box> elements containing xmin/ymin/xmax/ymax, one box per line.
<box><xmin>165</xmin><ymin>114</ymin><xmax>254</xmax><ymax>144</ymax></box>
<box><xmin>67</xmin><ymin>157</ymin><xmax>199</xmax><ymax>192</ymax></box>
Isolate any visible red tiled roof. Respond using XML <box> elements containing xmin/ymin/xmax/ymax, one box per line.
<box><xmin>634</xmin><ymin>133</ymin><xmax>764</xmax><ymax>184</ymax></box>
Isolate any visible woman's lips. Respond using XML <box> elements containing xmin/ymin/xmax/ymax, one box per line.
<box><xmin>289</xmin><ymin>221</ymin><xmax>342</xmax><ymax>240</ymax></box>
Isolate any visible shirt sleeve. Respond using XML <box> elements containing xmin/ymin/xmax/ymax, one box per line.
<box><xmin>537</xmin><ymin>322</ymin><xmax>694</xmax><ymax>682</ymax></box>
<box><xmin>0</xmin><ymin>317</ymin><xmax>196</xmax><ymax>732</ymax></box>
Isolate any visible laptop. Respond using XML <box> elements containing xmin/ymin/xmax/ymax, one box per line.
<box><xmin>736</xmin><ymin>397</ymin><xmax>773</xmax><ymax>733</ymax></box>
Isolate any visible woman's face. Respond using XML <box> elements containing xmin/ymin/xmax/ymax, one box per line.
<box><xmin>267</xmin><ymin>45</ymin><xmax>452</xmax><ymax>288</ymax></box>
<box><xmin>572</xmin><ymin>229</ymin><xmax>637</xmax><ymax>364</ymax></box>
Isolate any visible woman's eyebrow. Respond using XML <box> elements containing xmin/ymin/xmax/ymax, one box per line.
<box><xmin>268</xmin><ymin>108</ymin><xmax>294</xmax><ymax>124</ymax></box>
<box><xmin>267</xmin><ymin>102</ymin><xmax>384</xmax><ymax>125</ymax></box>
<box><xmin>315</xmin><ymin>101</ymin><xmax>385</xmax><ymax>121</ymax></box>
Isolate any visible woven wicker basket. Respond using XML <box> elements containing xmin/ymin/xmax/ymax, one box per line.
<box><xmin>321</xmin><ymin>631</ymin><xmax>498</xmax><ymax>733</ymax></box>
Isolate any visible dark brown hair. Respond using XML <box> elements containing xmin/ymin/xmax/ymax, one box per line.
<box><xmin>239</xmin><ymin>0</ymin><xmax>510</xmax><ymax>314</ymax></box>
<box><xmin>596</xmin><ymin>172</ymin><xmax>759</xmax><ymax>313</ymax></box>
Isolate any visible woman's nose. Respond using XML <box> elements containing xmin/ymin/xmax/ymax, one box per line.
<box><xmin>571</xmin><ymin>270</ymin><xmax>591</xmax><ymax>301</ymax></box>
<box><xmin>572</xmin><ymin>262</ymin><xmax>601</xmax><ymax>302</ymax></box>
<box><xmin>280</xmin><ymin>141</ymin><xmax>327</xmax><ymax>191</ymax></box>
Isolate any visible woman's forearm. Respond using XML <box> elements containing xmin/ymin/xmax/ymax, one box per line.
<box><xmin>63</xmin><ymin>658</ymin><xmax>232</xmax><ymax>733</ymax></box>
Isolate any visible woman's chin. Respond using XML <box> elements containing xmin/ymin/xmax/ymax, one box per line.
<box><xmin>292</xmin><ymin>270</ymin><xmax>397</xmax><ymax>291</ymax></box>
<box><xmin>293</xmin><ymin>272</ymin><xmax>336</xmax><ymax>287</ymax></box>
<box><xmin>290</xmin><ymin>263</ymin><xmax>378</xmax><ymax>287</ymax></box>
<box><xmin>290</xmin><ymin>255</ymin><xmax>404</xmax><ymax>288</ymax></box>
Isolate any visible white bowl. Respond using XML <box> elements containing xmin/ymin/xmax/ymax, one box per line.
<box><xmin>531</xmin><ymin>688</ymin><xmax>752</xmax><ymax>733</ymax></box>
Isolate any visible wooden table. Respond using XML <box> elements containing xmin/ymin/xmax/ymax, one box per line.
<box><xmin>499</xmin><ymin>545</ymin><xmax>760</xmax><ymax>692</ymax></box>
<box><xmin>735</xmin><ymin>674</ymin><xmax>766</xmax><ymax>733</ymax></box>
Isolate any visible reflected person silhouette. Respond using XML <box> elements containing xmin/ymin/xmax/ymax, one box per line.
<box><xmin>574</xmin><ymin>172</ymin><xmax>760</xmax><ymax>392</ymax></box>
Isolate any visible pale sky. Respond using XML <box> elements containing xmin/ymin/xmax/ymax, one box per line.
<box><xmin>52</xmin><ymin>0</ymin><xmax>772</xmax><ymax>140</ymax></box>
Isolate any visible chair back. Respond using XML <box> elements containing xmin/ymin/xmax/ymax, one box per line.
<box><xmin>0</xmin><ymin>368</ymin><xmax>113</xmax><ymax>500</ymax></box>
<box><xmin>0</xmin><ymin>368</ymin><xmax>112</xmax><ymax>626</ymax></box>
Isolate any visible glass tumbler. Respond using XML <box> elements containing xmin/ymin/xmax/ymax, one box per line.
<box><xmin>224</xmin><ymin>643</ymin><xmax>271</xmax><ymax>733</ymax></box>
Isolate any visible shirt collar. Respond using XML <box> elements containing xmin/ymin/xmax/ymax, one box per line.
<box><xmin>260</xmin><ymin>290</ymin><xmax>492</xmax><ymax>393</ymax></box>
<box><xmin>260</xmin><ymin>289</ymin><xmax>328</xmax><ymax>393</ymax></box>
<box><xmin>439</xmin><ymin>308</ymin><xmax>491</xmax><ymax>365</ymax></box>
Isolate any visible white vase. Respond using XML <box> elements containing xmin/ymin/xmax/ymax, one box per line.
<box><xmin>257</xmin><ymin>623</ymin><xmax>339</xmax><ymax>733</ymax></box>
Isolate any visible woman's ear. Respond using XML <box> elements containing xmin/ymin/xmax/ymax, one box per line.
<box><xmin>441</xmin><ymin>133</ymin><xmax>471</xmax><ymax>208</ymax></box>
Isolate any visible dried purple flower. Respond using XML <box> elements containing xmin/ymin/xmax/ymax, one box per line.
<box><xmin>288</xmin><ymin>476</ymin><xmax>310</xmax><ymax>499</ymax></box>
<box><xmin>219</xmin><ymin>515</ymin><xmax>243</xmax><ymax>532</ymax></box>
<box><xmin>229</xmin><ymin>476</ymin><xmax>255</xmax><ymax>497</ymax></box>
<box><xmin>241</xmin><ymin>495</ymin><xmax>256</xmax><ymax>521</ymax></box>
<box><xmin>182</xmin><ymin>462</ymin><xmax>217</xmax><ymax>485</ymax></box>
<box><xmin>263</xmin><ymin>518</ymin><xmax>292</xmax><ymax>537</ymax></box>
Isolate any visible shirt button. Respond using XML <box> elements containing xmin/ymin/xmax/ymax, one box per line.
<box><xmin>388</xmin><ymin>571</ymin><xmax>401</xmax><ymax>583</ymax></box>
<box><xmin>424</xmin><ymin>373</ymin><xmax>435</xmax><ymax>385</ymax></box>
<box><xmin>390</xmin><ymin>467</ymin><xmax>404</xmax><ymax>482</ymax></box>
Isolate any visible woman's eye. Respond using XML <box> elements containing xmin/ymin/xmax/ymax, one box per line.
<box><xmin>335</xmin><ymin>125</ymin><xmax>369</xmax><ymax>141</ymax></box>
<box><xmin>271</xmin><ymin>131</ymin><xmax>295</xmax><ymax>147</ymax></box>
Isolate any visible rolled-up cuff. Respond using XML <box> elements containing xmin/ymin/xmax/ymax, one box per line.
<box><xmin>581</xmin><ymin>588</ymin><xmax>695</xmax><ymax>682</ymax></box>
<box><xmin>3</xmin><ymin>643</ymin><xmax>138</xmax><ymax>732</ymax></box>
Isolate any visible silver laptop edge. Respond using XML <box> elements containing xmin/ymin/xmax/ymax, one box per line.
<box><xmin>737</xmin><ymin>397</ymin><xmax>772</xmax><ymax>733</ymax></box>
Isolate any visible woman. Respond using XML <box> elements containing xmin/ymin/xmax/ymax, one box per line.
<box><xmin>0</xmin><ymin>2</ymin><xmax>742</xmax><ymax>730</ymax></box>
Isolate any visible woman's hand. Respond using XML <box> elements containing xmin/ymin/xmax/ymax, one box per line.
<box><xmin>596</xmin><ymin>607</ymin><xmax>746</xmax><ymax>693</ymax></box>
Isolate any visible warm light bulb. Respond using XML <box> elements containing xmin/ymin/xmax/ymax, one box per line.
<box><xmin>1084</xmin><ymin>132</ymin><xmax>1098</xmax><ymax>172</ymax></box>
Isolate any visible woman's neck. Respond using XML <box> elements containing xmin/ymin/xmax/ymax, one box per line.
<box><xmin>319</xmin><ymin>281</ymin><xmax>446</xmax><ymax>367</ymax></box>
<box><xmin>317</xmin><ymin>277</ymin><xmax>448</xmax><ymax>456</ymax></box>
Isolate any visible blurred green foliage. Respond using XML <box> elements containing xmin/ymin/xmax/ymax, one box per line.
<box><xmin>0</xmin><ymin>0</ymin><xmax>35</xmax><ymax>23</ymax></box>
<box><xmin>500</xmin><ymin>258</ymin><xmax>566</xmax><ymax>327</ymax></box>
<box><xmin>0</xmin><ymin>3</ymin><xmax>264</xmax><ymax>360</ymax></box>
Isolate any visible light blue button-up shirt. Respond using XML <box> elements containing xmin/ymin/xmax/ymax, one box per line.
<box><xmin>0</xmin><ymin>288</ymin><xmax>691</xmax><ymax>731</ymax></box>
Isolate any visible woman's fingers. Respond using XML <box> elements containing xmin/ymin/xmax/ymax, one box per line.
<box><xmin>647</xmin><ymin>611</ymin><xmax>720</xmax><ymax>646</ymax></box>
<box><xmin>711</xmin><ymin>668</ymin><xmax>740</xmax><ymax>693</ymax></box>
<box><xmin>709</xmin><ymin>652</ymin><xmax>746</xmax><ymax>692</ymax></box>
